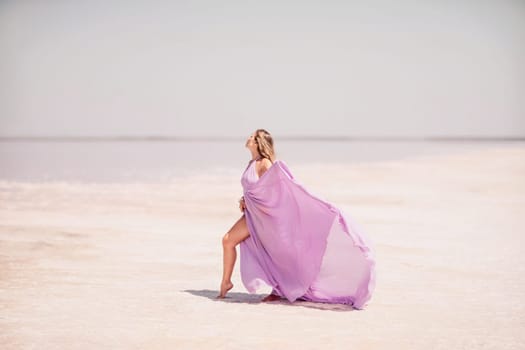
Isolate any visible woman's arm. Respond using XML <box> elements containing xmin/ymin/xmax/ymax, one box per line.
<box><xmin>239</xmin><ymin>196</ymin><xmax>245</xmax><ymax>212</ymax></box>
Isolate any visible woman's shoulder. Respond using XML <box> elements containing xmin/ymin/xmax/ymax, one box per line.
<box><xmin>255</xmin><ymin>157</ymin><xmax>272</xmax><ymax>172</ymax></box>
<box><xmin>260</xmin><ymin>157</ymin><xmax>273</xmax><ymax>168</ymax></box>
<box><xmin>255</xmin><ymin>157</ymin><xmax>276</xmax><ymax>179</ymax></box>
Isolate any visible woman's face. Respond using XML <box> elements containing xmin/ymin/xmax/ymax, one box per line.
<box><xmin>245</xmin><ymin>132</ymin><xmax>258</xmax><ymax>151</ymax></box>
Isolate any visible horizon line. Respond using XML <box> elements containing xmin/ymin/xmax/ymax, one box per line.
<box><xmin>0</xmin><ymin>135</ymin><xmax>524</xmax><ymax>142</ymax></box>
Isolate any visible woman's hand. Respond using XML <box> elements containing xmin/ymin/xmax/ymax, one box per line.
<box><xmin>239</xmin><ymin>196</ymin><xmax>246</xmax><ymax>212</ymax></box>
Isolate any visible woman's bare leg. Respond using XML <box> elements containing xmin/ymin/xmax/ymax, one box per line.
<box><xmin>218</xmin><ymin>215</ymin><xmax>250</xmax><ymax>298</ymax></box>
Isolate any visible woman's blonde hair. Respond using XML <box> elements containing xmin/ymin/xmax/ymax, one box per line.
<box><xmin>254</xmin><ymin>129</ymin><xmax>275</xmax><ymax>162</ymax></box>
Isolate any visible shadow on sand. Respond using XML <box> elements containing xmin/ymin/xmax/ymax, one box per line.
<box><xmin>183</xmin><ymin>289</ymin><xmax>355</xmax><ymax>312</ymax></box>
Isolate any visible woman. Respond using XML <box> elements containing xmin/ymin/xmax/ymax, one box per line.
<box><xmin>218</xmin><ymin>129</ymin><xmax>376</xmax><ymax>309</ymax></box>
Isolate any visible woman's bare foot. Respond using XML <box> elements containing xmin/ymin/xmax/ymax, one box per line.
<box><xmin>217</xmin><ymin>281</ymin><xmax>234</xmax><ymax>298</ymax></box>
<box><xmin>262</xmin><ymin>293</ymin><xmax>281</xmax><ymax>302</ymax></box>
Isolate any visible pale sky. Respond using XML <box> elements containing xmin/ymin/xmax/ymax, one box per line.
<box><xmin>1</xmin><ymin>0</ymin><xmax>524</xmax><ymax>138</ymax></box>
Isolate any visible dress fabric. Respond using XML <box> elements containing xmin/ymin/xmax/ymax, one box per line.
<box><xmin>239</xmin><ymin>159</ymin><xmax>376</xmax><ymax>309</ymax></box>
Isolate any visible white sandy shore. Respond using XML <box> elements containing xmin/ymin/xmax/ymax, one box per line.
<box><xmin>1</xmin><ymin>146</ymin><xmax>524</xmax><ymax>349</ymax></box>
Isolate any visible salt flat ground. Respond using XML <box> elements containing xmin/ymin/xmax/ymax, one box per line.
<box><xmin>1</xmin><ymin>146</ymin><xmax>524</xmax><ymax>349</ymax></box>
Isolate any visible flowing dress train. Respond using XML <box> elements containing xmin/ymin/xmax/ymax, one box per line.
<box><xmin>239</xmin><ymin>159</ymin><xmax>376</xmax><ymax>309</ymax></box>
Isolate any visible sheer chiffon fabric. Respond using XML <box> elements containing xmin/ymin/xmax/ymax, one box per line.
<box><xmin>239</xmin><ymin>159</ymin><xmax>376</xmax><ymax>309</ymax></box>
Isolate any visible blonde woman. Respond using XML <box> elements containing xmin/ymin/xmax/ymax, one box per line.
<box><xmin>218</xmin><ymin>129</ymin><xmax>375</xmax><ymax>308</ymax></box>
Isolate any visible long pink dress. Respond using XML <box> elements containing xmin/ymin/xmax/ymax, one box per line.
<box><xmin>239</xmin><ymin>158</ymin><xmax>376</xmax><ymax>309</ymax></box>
